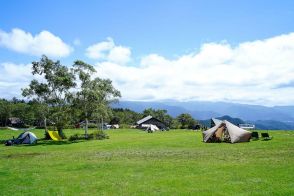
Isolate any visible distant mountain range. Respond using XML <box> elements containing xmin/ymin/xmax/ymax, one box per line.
<box><xmin>113</xmin><ymin>100</ymin><xmax>294</xmax><ymax>130</ymax></box>
<box><xmin>199</xmin><ymin>115</ymin><xmax>245</xmax><ymax>128</ymax></box>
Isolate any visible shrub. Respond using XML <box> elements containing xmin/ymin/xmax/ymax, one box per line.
<box><xmin>68</xmin><ymin>134</ymin><xmax>80</xmax><ymax>141</ymax></box>
<box><xmin>119</xmin><ymin>124</ymin><xmax>130</xmax><ymax>129</ymax></box>
<box><xmin>44</xmin><ymin>131</ymin><xmax>51</xmax><ymax>140</ymax></box>
<box><xmin>89</xmin><ymin>130</ymin><xmax>109</xmax><ymax>140</ymax></box>
<box><xmin>87</xmin><ymin>123</ymin><xmax>98</xmax><ymax>128</ymax></box>
<box><xmin>68</xmin><ymin>130</ymin><xmax>109</xmax><ymax>141</ymax></box>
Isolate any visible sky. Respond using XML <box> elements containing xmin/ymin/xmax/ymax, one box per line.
<box><xmin>1</xmin><ymin>0</ymin><xmax>294</xmax><ymax>106</ymax></box>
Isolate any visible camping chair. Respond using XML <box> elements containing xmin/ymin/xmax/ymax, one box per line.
<box><xmin>251</xmin><ymin>132</ymin><xmax>259</xmax><ymax>140</ymax></box>
<box><xmin>261</xmin><ymin>133</ymin><xmax>272</xmax><ymax>141</ymax></box>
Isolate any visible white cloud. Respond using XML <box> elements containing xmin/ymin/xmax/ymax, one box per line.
<box><xmin>93</xmin><ymin>33</ymin><xmax>294</xmax><ymax>106</ymax></box>
<box><xmin>85</xmin><ymin>37</ymin><xmax>131</xmax><ymax>64</ymax></box>
<box><xmin>107</xmin><ymin>46</ymin><xmax>131</xmax><ymax>65</ymax></box>
<box><xmin>1</xmin><ymin>33</ymin><xmax>294</xmax><ymax>105</ymax></box>
<box><xmin>85</xmin><ymin>37</ymin><xmax>114</xmax><ymax>59</ymax></box>
<box><xmin>0</xmin><ymin>28</ymin><xmax>72</xmax><ymax>57</ymax></box>
<box><xmin>0</xmin><ymin>62</ymin><xmax>33</xmax><ymax>99</ymax></box>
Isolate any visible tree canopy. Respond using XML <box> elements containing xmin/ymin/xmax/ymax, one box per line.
<box><xmin>21</xmin><ymin>56</ymin><xmax>120</xmax><ymax>137</ymax></box>
<box><xmin>71</xmin><ymin>60</ymin><xmax>121</xmax><ymax>136</ymax></box>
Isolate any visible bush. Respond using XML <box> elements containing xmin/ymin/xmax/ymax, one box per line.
<box><xmin>47</xmin><ymin>126</ymin><xmax>55</xmax><ymax>131</ymax></box>
<box><xmin>119</xmin><ymin>124</ymin><xmax>130</xmax><ymax>129</ymax></box>
<box><xmin>68</xmin><ymin>134</ymin><xmax>80</xmax><ymax>141</ymax></box>
<box><xmin>44</xmin><ymin>131</ymin><xmax>51</xmax><ymax>140</ymax></box>
<box><xmin>68</xmin><ymin>130</ymin><xmax>109</xmax><ymax>141</ymax></box>
<box><xmin>89</xmin><ymin>130</ymin><xmax>109</xmax><ymax>140</ymax></box>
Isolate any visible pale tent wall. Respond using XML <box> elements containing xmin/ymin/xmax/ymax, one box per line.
<box><xmin>28</xmin><ymin>132</ymin><xmax>37</xmax><ymax>143</ymax></box>
<box><xmin>224</xmin><ymin>120</ymin><xmax>251</xmax><ymax>143</ymax></box>
<box><xmin>150</xmin><ymin>124</ymin><xmax>159</xmax><ymax>131</ymax></box>
<box><xmin>142</xmin><ymin>124</ymin><xmax>159</xmax><ymax>132</ymax></box>
<box><xmin>212</xmin><ymin>118</ymin><xmax>222</xmax><ymax>127</ymax></box>
<box><xmin>202</xmin><ymin>124</ymin><xmax>221</xmax><ymax>142</ymax></box>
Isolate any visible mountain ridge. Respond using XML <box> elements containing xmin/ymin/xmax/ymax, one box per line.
<box><xmin>112</xmin><ymin>100</ymin><xmax>294</xmax><ymax>129</ymax></box>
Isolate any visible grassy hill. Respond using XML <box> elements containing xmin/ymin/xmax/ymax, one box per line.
<box><xmin>0</xmin><ymin>129</ymin><xmax>294</xmax><ymax>195</ymax></box>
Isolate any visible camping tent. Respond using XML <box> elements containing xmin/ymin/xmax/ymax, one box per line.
<box><xmin>203</xmin><ymin>120</ymin><xmax>251</xmax><ymax>143</ymax></box>
<box><xmin>211</xmin><ymin>118</ymin><xmax>223</xmax><ymax>127</ymax></box>
<box><xmin>14</xmin><ymin>131</ymin><xmax>38</xmax><ymax>144</ymax></box>
<box><xmin>143</xmin><ymin>124</ymin><xmax>160</xmax><ymax>132</ymax></box>
<box><xmin>136</xmin><ymin>115</ymin><xmax>167</xmax><ymax>130</ymax></box>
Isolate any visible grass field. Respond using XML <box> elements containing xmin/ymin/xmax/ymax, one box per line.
<box><xmin>0</xmin><ymin>129</ymin><xmax>294</xmax><ymax>195</ymax></box>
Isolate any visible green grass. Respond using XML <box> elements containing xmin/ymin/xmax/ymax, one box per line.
<box><xmin>0</xmin><ymin>129</ymin><xmax>294</xmax><ymax>195</ymax></box>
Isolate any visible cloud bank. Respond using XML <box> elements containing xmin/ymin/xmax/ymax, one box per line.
<box><xmin>1</xmin><ymin>33</ymin><xmax>294</xmax><ymax>106</ymax></box>
<box><xmin>0</xmin><ymin>62</ymin><xmax>33</xmax><ymax>99</ymax></box>
<box><xmin>0</xmin><ymin>28</ymin><xmax>72</xmax><ymax>57</ymax></box>
<box><xmin>86</xmin><ymin>37</ymin><xmax>131</xmax><ymax>64</ymax></box>
<box><xmin>93</xmin><ymin>33</ymin><xmax>294</xmax><ymax>105</ymax></box>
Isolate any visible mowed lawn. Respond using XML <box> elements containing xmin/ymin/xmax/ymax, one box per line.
<box><xmin>0</xmin><ymin>129</ymin><xmax>294</xmax><ymax>195</ymax></box>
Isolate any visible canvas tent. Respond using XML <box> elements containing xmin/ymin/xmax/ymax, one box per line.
<box><xmin>203</xmin><ymin>120</ymin><xmax>251</xmax><ymax>143</ymax></box>
<box><xmin>211</xmin><ymin>118</ymin><xmax>223</xmax><ymax>127</ymax></box>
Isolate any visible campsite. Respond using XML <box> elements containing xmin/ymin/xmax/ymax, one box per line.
<box><xmin>2</xmin><ymin>1</ymin><xmax>294</xmax><ymax>195</ymax></box>
<box><xmin>1</xmin><ymin>128</ymin><xmax>294</xmax><ymax>195</ymax></box>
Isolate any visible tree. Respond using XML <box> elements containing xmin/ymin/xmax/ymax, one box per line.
<box><xmin>176</xmin><ymin>113</ymin><xmax>198</xmax><ymax>129</ymax></box>
<box><xmin>111</xmin><ymin>108</ymin><xmax>142</xmax><ymax>125</ymax></box>
<box><xmin>22</xmin><ymin>55</ymin><xmax>76</xmax><ymax>138</ymax></box>
<box><xmin>0</xmin><ymin>99</ymin><xmax>12</xmax><ymax>126</ymax></box>
<box><xmin>28</xmin><ymin>100</ymin><xmax>50</xmax><ymax>128</ymax></box>
<box><xmin>11</xmin><ymin>101</ymin><xmax>34</xmax><ymax>126</ymax></box>
<box><xmin>72</xmin><ymin>60</ymin><xmax>121</xmax><ymax>137</ymax></box>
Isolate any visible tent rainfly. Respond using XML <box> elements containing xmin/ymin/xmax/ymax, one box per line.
<box><xmin>15</xmin><ymin>131</ymin><xmax>37</xmax><ymax>144</ymax></box>
<box><xmin>203</xmin><ymin>119</ymin><xmax>251</xmax><ymax>143</ymax></box>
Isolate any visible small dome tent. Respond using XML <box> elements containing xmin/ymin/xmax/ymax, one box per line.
<box><xmin>203</xmin><ymin>120</ymin><xmax>251</xmax><ymax>143</ymax></box>
<box><xmin>15</xmin><ymin>131</ymin><xmax>37</xmax><ymax>144</ymax></box>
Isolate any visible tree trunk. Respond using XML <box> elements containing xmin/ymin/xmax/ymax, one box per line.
<box><xmin>44</xmin><ymin>117</ymin><xmax>50</xmax><ymax>139</ymax></box>
<box><xmin>101</xmin><ymin>117</ymin><xmax>103</xmax><ymax>131</ymax></box>
<box><xmin>57</xmin><ymin>127</ymin><xmax>64</xmax><ymax>139</ymax></box>
<box><xmin>44</xmin><ymin>117</ymin><xmax>47</xmax><ymax>131</ymax></box>
<box><xmin>85</xmin><ymin>117</ymin><xmax>88</xmax><ymax>138</ymax></box>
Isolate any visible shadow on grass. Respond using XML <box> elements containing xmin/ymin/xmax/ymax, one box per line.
<box><xmin>25</xmin><ymin>139</ymin><xmax>87</xmax><ymax>146</ymax></box>
<box><xmin>1</xmin><ymin>139</ymin><xmax>87</xmax><ymax>147</ymax></box>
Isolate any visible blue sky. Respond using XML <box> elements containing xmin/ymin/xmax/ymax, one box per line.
<box><xmin>1</xmin><ymin>0</ymin><xmax>294</xmax><ymax>62</ymax></box>
<box><xmin>1</xmin><ymin>0</ymin><xmax>294</xmax><ymax>105</ymax></box>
